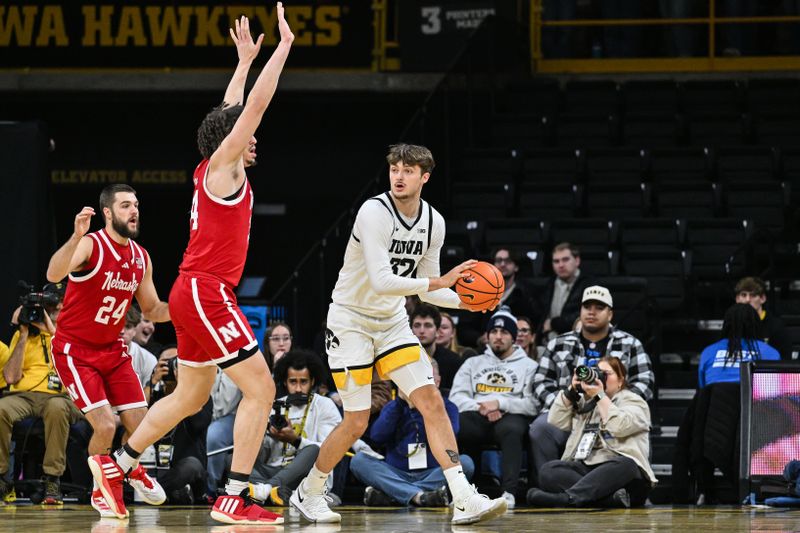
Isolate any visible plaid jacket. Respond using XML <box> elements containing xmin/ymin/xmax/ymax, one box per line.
<box><xmin>534</xmin><ymin>328</ymin><xmax>654</xmax><ymax>409</ymax></box>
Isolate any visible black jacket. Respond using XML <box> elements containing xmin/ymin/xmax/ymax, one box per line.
<box><xmin>535</xmin><ymin>273</ymin><xmax>595</xmax><ymax>336</ymax></box>
<box><xmin>760</xmin><ymin>311</ymin><xmax>792</xmax><ymax>361</ymax></box>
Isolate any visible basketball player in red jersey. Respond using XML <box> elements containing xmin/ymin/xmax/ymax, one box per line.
<box><xmin>89</xmin><ymin>5</ymin><xmax>294</xmax><ymax>525</ymax></box>
<box><xmin>46</xmin><ymin>184</ymin><xmax>170</xmax><ymax>518</ymax></box>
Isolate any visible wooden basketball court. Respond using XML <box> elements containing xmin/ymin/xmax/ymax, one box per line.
<box><xmin>2</xmin><ymin>503</ymin><xmax>799</xmax><ymax>532</ymax></box>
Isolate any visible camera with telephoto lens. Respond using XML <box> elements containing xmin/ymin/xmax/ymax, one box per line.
<box><xmin>163</xmin><ymin>357</ymin><xmax>179</xmax><ymax>382</ymax></box>
<box><xmin>269</xmin><ymin>398</ymin><xmax>289</xmax><ymax>430</ymax></box>
<box><xmin>575</xmin><ymin>364</ymin><xmax>607</xmax><ymax>390</ymax></box>
<box><xmin>17</xmin><ymin>281</ymin><xmax>63</xmax><ymax>325</ymax></box>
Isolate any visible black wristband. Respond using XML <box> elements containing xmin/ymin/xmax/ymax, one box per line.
<box><xmin>292</xmin><ymin>437</ymin><xmax>302</xmax><ymax>449</ymax></box>
<box><xmin>564</xmin><ymin>387</ymin><xmax>581</xmax><ymax>404</ymax></box>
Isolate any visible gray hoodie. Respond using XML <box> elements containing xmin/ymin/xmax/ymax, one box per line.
<box><xmin>449</xmin><ymin>345</ymin><xmax>539</xmax><ymax>416</ymax></box>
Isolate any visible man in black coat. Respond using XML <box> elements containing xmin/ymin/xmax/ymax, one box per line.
<box><xmin>536</xmin><ymin>242</ymin><xmax>594</xmax><ymax>343</ymax></box>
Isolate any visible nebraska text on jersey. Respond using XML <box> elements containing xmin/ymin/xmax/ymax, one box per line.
<box><xmin>101</xmin><ymin>271</ymin><xmax>140</xmax><ymax>293</ymax></box>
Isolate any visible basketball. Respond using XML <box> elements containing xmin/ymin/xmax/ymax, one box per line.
<box><xmin>455</xmin><ymin>261</ymin><xmax>505</xmax><ymax>311</ymax></box>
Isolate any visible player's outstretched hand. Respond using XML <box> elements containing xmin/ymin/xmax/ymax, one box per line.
<box><xmin>276</xmin><ymin>2</ymin><xmax>295</xmax><ymax>44</ymax></box>
<box><xmin>73</xmin><ymin>206</ymin><xmax>95</xmax><ymax>238</ymax></box>
<box><xmin>230</xmin><ymin>15</ymin><xmax>263</xmax><ymax>63</ymax></box>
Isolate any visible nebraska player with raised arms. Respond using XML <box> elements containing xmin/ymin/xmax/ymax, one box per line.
<box><xmin>90</xmin><ymin>5</ymin><xmax>294</xmax><ymax>525</ymax></box>
<box><xmin>46</xmin><ymin>184</ymin><xmax>170</xmax><ymax>518</ymax></box>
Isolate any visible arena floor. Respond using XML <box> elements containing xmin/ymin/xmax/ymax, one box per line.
<box><xmin>2</xmin><ymin>503</ymin><xmax>799</xmax><ymax>532</ymax></box>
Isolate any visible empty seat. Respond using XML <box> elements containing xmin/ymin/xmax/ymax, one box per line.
<box><xmin>746</xmin><ymin>79</ymin><xmax>800</xmax><ymax>115</ymax></box>
<box><xmin>594</xmin><ymin>276</ymin><xmax>650</xmax><ymax>339</ymax></box>
<box><xmin>623</xmin><ymin>80</ymin><xmax>680</xmax><ymax>114</ymax></box>
<box><xmin>619</xmin><ymin>218</ymin><xmax>684</xmax><ymax>254</ymax></box>
<box><xmin>585</xmin><ymin>182</ymin><xmax>650</xmax><ymax>220</ymax></box>
<box><xmin>451</xmin><ymin>182</ymin><xmax>513</xmax><ymax>220</ymax></box>
<box><xmin>440</xmin><ymin>244</ymin><xmax>467</xmax><ymax>273</ymax></box>
<box><xmin>680</xmin><ymin>80</ymin><xmax>745</xmax><ymax>115</ymax></box>
<box><xmin>555</xmin><ymin>113</ymin><xmax>620</xmax><ymax>148</ymax></box>
<box><xmin>518</xmin><ymin>183</ymin><xmax>580</xmax><ymax>220</ymax></box>
<box><xmin>754</xmin><ymin>112</ymin><xmax>800</xmax><ymax>148</ymax></box>
<box><xmin>550</xmin><ymin>219</ymin><xmax>616</xmax><ymax>254</ymax></box>
<box><xmin>522</xmin><ymin>148</ymin><xmax>582</xmax><ymax>185</ymax></box>
<box><xmin>649</xmin><ymin>147</ymin><xmax>711</xmax><ymax>184</ymax></box>
<box><xmin>490</xmin><ymin>115</ymin><xmax>554</xmax><ymax>149</ymax></box>
<box><xmin>655</xmin><ymin>181</ymin><xmax>720</xmax><ymax>219</ymax></box>
<box><xmin>622</xmin><ymin>250</ymin><xmax>690</xmax><ymax>312</ymax></box>
<box><xmin>498</xmin><ymin>78</ymin><xmax>561</xmax><ymax>115</ymax></box>
<box><xmin>622</xmin><ymin>112</ymin><xmax>686</xmax><ymax>148</ymax></box>
<box><xmin>686</xmin><ymin>113</ymin><xmax>750</xmax><ymax>147</ymax></box>
<box><xmin>778</xmin><ymin>146</ymin><xmax>800</xmax><ymax>204</ymax></box>
<box><xmin>715</xmin><ymin>146</ymin><xmax>778</xmax><ymax>183</ymax></box>
<box><xmin>563</xmin><ymin>80</ymin><xmax>622</xmax><ymax>115</ymax></box>
<box><xmin>445</xmin><ymin>219</ymin><xmax>483</xmax><ymax>256</ymax></box>
<box><xmin>580</xmin><ymin>249</ymin><xmax>619</xmax><ymax>277</ymax></box>
<box><xmin>456</xmin><ymin>148</ymin><xmax>520</xmax><ymax>183</ymax></box>
<box><xmin>585</xmin><ymin>147</ymin><xmax>646</xmax><ymax>185</ymax></box>
<box><xmin>725</xmin><ymin>181</ymin><xmax>789</xmax><ymax>231</ymax></box>
<box><xmin>483</xmin><ymin>218</ymin><xmax>548</xmax><ymax>252</ymax></box>
<box><xmin>685</xmin><ymin>218</ymin><xmax>753</xmax><ymax>278</ymax></box>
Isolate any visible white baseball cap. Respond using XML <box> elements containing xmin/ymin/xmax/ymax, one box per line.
<box><xmin>582</xmin><ymin>285</ymin><xmax>613</xmax><ymax>308</ymax></box>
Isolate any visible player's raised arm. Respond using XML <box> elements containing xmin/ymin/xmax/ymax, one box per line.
<box><xmin>46</xmin><ymin>206</ymin><xmax>95</xmax><ymax>282</ymax></box>
<box><xmin>210</xmin><ymin>2</ymin><xmax>293</xmax><ymax>171</ymax></box>
<box><xmin>222</xmin><ymin>15</ymin><xmax>264</xmax><ymax>108</ymax></box>
<box><xmin>134</xmin><ymin>251</ymin><xmax>170</xmax><ymax>323</ymax></box>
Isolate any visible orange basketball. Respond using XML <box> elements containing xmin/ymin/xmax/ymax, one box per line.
<box><xmin>455</xmin><ymin>261</ymin><xmax>505</xmax><ymax>311</ymax></box>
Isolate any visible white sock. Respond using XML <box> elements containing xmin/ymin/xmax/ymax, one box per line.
<box><xmin>112</xmin><ymin>448</ymin><xmax>139</xmax><ymax>474</ymax></box>
<box><xmin>444</xmin><ymin>465</ymin><xmax>473</xmax><ymax>502</ymax></box>
<box><xmin>251</xmin><ymin>483</ymin><xmax>272</xmax><ymax>503</ymax></box>
<box><xmin>225</xmin><ymin>478</ymin><xmax>249</xmax><ymax>496</ymax></box>
<box><xmin>304</xmin><ymin>465</ymin><xmax>330</xmax><ymax>494</ymax></box>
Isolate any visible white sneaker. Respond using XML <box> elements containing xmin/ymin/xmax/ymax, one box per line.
<box><xmin>501</xmin><ymin>491</ymin><xmax>516</xmax><ymax>509</ymax></box>
<box><xmin>452</xmin><ymin>488</ymin><xmax>508</xmax><ymax>525</ymax></box>
<box><xmin>290</xmin><ymin>480</ymin><xmax>341</xmax><ymax>523</ymax></box>
<box><xmin>250</xmin><ymin>483</ymin><xmax>272</xmax><ymax>504</ymax></box>
<box><xmin>127</xmin><ymin>464</ymin><xmax>166</xmax><ymax>505</ymax></box>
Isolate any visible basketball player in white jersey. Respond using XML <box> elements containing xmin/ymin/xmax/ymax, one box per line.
<box><xmin>291</xmin><ymin>144</ymin><xmax>507</xmax><ymax>525</ymax></box>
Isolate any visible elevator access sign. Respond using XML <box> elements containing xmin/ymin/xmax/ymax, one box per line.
<box><xmin>0</xmin><ymin>1</ymin><xmax>372</xmax><ymax>69</ymax></box>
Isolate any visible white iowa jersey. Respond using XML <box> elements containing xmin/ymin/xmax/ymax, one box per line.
<box><xmin>331</xmin><ymin>192</ymin><xmax>449</xmax><ymax>317</ymax></box>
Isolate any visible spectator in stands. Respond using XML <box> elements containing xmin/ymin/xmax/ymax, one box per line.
<box><xmin>493</xmin><ymin>248</ymin><xmax>536</xmax><ymax>321</ymax></box>
<box><xmin>699</xmin><ymin>303</ymin><xmax>781</xmax><ymax>388</ymax></box>
<box><xmin>249</xmin><ymin>350</ymin><xmax>380</xmax><ymax>506</ymax></box>
<box><xmin>436</xmin><ymin>312</ymin><xmax>477</xmax><ymax>359</ymax></box>
<box><xmin>527</xmin><ymin>357</ymin><xmax>655</xmax><ymax>508</ymax></box>
<box><xmin>659</xmin><ymin>0</ymin><xmax>697</xmax><ymax>57</ymax></box>
<box><xmin>529</xmin><ymin>285</ymin><xmax>654</xmax><ymax>480</ymax></box>
<box><xmin>351</xmin><ymin>358</ymin><xmax>475</xmax><ymax>507</ymax></box>
<box><xmin>121</xmin><ymin>307</ymin><xmax>157</xmax><ymax>393</ymax></box>
<box><xmin>148</xmin><ymin>346</ymin><xmax>212</xmax><ymax>504</ymax></box>
<box><xmin>450</xmin><ymin>308</ymin><xmax>539</xmax><ymax>509</ymax></box>
<box><xmin>133</xmin><ymin>313</ymin><xmax>161</xmax><ymax>355</ymax></box>
<box><xmin>516</xmin><ymin>316</ymin><xmax>542</xmax><ymax>361</ymax></box>
<box><xmin>265</xmin><ymin>322</ymin><xmax>293</xmax><ymax>372</ymax></box>
<box><xmin>206</xmin><ymin>368</ymin><xmax>242</xmax><ymax>497</ymax></box>
<box><xmin>411</xmin><ymin>304</ymin><xmax>464</xmax><ymax>393</ymax></box>
<box><xmin>734</xmin><ymin>277</ymin><xmax>792</xmax><ymax>360</ymax></box>
<box><xmin>0</xmin><ymin>296</ymin><xmax>82</xmax><ymax>504</ymax></box>
<box><xmin>537</xmin><ymin>242</ymin><xmax>594</xmax><ymax>343</ymax></box>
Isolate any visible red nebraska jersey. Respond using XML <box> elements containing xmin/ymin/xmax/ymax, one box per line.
<box><xmin>179</xmin><ymin>159</ymin><xmax>254</xmax><ymax>288</ymax></box>
<box><xmin>57</xmin><ymin>229</ymin><xmax>149</xmax><ymax>350</ymax></box>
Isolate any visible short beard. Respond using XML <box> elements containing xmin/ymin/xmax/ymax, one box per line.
<box><xmin>582</xmin><ymin>323</ymin><xmax>607</xmax><ymax>335</ymax></box>
<box><xmin>491</xmin><ymin>344</ymin><xmax>509</xmax><ymax>357</ymax></box>
<box><xmin>112</xmin><ymin>214</ymin><xmax>139</xmax><ymax>239</ymax></box>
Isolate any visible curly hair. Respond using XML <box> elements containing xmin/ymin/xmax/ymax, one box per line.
<box><xmin>197</xmin><ymin>104</ymin><xmax>244</xmax><ymax>159</ymax></box>
<box><xmin>273</xmin><ymin>349</ymin><xmax>327</xmax><ymax>389</ymax></box>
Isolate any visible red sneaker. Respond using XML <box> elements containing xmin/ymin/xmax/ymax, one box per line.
<box><xmin>87</xmin><ymin>455</ymin><xmax>127</xmax><ymax>519</ymax></box>
<box><xmin>127</xmin><ymin>464</ymin><xmax>166</xmax><ymax>505</ymax></box>
<box><xmin>210</xmin><ymin>490</ymin><xmax>284</xmax><ymax>525</ymax></box>
<box><xmin>91</xmin><ymin>488</ymin><xmax>127</xmax><ymax>518</ymax></box>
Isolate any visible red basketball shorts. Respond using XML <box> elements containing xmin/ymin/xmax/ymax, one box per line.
<box><xmin>169</xmin><ymin>274</ymin><xmax>259</xmax><ymax>367</ymax></box>
<box><xmin>51</xmin><ymin>337</ymin><xmax>147</xmax><ymax>414</ymax></box>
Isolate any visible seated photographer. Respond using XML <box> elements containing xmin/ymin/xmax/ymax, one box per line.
<box><xmin>249</xmin><ymin>350</ymin><xmax>380</xmax><ymax>506</ymax></box>
<box><xmin>529</xmin><ymin>286</ymin><xmax>654</xmax><ymax>480</ymax></box>
<box><xmin>527</xmin><ymin>357</ymin><xmax>656</xmax><ymax>508</ymax></box>
<box><xmin>147</xmin><ymin>346</ymin><xmax>212</xmax><ymax>504</ymax></box>
<box><xmin>449</xmin><ymin>308</ymin><xmax>539</xmax><ymax>509</ymax></box>
<box><xmin>0</xmin><ymin>288</ymin><xmax>82</xmax><ymax>504</ymax></box>
<box><xmin>350</xmin><ymin>358</ymin><xmax>475</xmax><ymax>507</ymax></box>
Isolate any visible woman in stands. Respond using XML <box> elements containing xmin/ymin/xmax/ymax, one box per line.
<box><xmin>264</xmin><ymin>322</ymin><xmax>293</xmax><ymax>371</ymax></box>
<box><xmin>698</xmin><ymin>303</ymin><xmax>780</xmax><ymax>388</ymax></box>
<box><xmin>436</xmin><ymin>312</ymin><xmax>477</xmax><ymax>358</ymax></box>
<box><xmin>516</xmin><ymin>316</ymin><xmax>542</xmax><ymax>361</ymax></box>
<box><xmin>526</xmin><ymin>356</ymin><xmax>655</xmax><ymax>508</ymax></box>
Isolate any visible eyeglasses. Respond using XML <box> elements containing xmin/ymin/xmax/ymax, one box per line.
<box><xmin>518</xmin><ymin>327</ymin><xmax>531</xmax><ymax>333</ymax></box>
<box><xmin>494</xmin><ymin>257</ymin><xmax>513</xmax><ymax>264</ymax></box>
<box><xmin>269</xmin><ymin>335</ymin><xmax>292</xmax><ymax>342</ymax></box>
